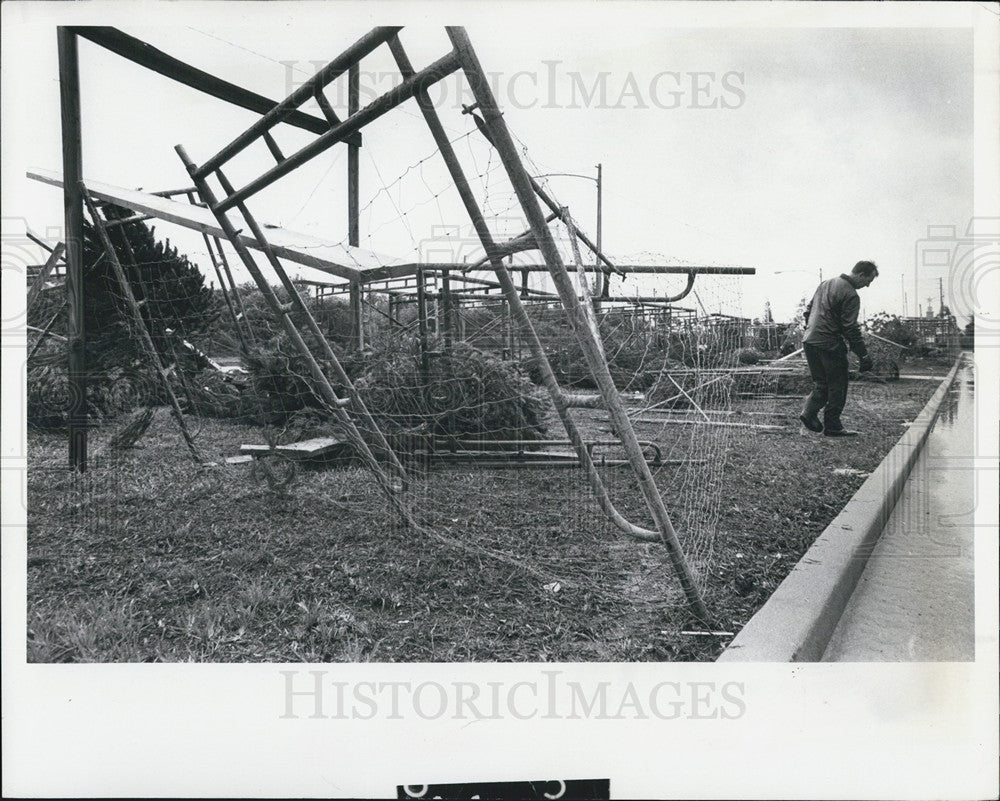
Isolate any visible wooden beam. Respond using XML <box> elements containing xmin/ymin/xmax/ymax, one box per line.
<box><xmin>58</xmin><ymin>28</ymin><xmax>87</xmax><ymax>471</ymax></box>
<box><xmin>348</xmin><ymin>63</ymin><xmax>360</xmax><ymax>247</ymax></box>
<box><xmin>28</xmin><ymin>169</ymin><xmax>414</xmax><ymax>283</ymax></box>
<box><xmin>625</xmin><ymin>416</ymin><xmax>789</xmax><ymax>431</ymax></box>
<box><xmin>26</xmin><ymin>242</ymin><xmax>65</xmax><ymax>312</ymax></box>
<box><xmin>70</xmin><ymin>27</ymin><xmax>362</xmax><ymax>145</ymax></box>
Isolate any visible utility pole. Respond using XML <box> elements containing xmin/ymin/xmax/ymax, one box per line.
<box><xmin>593</xmin><ymin>163</ymin><xmax>604</xmax><ymax>312</ymax></box>
<box><xmin>939</xmin><ymin>276</ymin><xmax>944</xmax><ymax>316</ymax></box>
<box><xmin>596</xmin><ymin>163</ymin><xmax>602</xmax><ymax>274</ymax></box>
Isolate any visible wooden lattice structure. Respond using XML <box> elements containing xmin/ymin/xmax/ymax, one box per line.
<box><xmin>42</xmin><ymin>25</ymin><xmax>763</xmax><ymax>618</ymax></box>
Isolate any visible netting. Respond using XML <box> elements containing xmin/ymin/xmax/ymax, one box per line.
<box><xmin>26</xmin><ymin>53</ymin><xmax>798</xmax><ymax>624</ymax></box>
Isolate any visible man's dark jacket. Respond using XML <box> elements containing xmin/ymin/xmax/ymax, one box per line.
<box><xmin>802</xmin><ymin>274</ymin><xmax>870</xmax><ymax>359</ymax></box>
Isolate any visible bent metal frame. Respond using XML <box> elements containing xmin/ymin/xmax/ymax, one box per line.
<box><xmin>53</xmin><ymin>25</ymin><xmax>758</xmax><ymax>619</ymax></box>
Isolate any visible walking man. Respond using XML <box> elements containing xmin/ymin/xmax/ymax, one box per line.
<box><xmin>799</xmin><ymin>261</ymin><xmax>878</xmax><ymax>437</ymax></box>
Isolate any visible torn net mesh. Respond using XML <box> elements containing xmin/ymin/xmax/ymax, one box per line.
<box><xmin>26</xmin><ymin>111</ymin><xmax>794</xmax><ymax>612</ymax></box>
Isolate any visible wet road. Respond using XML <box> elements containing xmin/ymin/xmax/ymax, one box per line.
<box><xmin>823</xmin><ymin>355</ymin><xmax>977</xmax><ymax>661</ymax></box>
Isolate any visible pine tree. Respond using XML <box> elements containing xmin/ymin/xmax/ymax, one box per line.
<box><xmin>82</xmin><ymin>204</ymin><xmax>218</xmax><ymax>369</ymax></box>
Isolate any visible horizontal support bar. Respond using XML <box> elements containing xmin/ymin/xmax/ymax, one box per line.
<box><xmin>102</xmin><ymin>213</ymin><xmax>154</xmax><ymax>229</ymax></box>
<box><xmin>215</xmin><ymin>49</ymin><xmax>462</xmax><ymax>213</ymax></box>
<box><xmin>416</xmin><ymin>263</ymin><xmax>757</xmax><ymax>275</ymax></box>
<box><xmin>149</xmin><ymin>186</ymin><xmax>198</xmax><ymax>198</ymax></box>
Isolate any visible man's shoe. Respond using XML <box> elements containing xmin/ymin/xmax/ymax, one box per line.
<box><xmin>799</xmin><ymin>413</ymin><xmax>823</xmax><ymax>433</ymax></box>
<box><xmin>824</xmin><ymin>428</ymin><xmax>858</xmax><ymax>437</ymax></box>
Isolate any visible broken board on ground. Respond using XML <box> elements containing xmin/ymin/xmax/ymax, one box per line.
<box><xmin>239</xmin><ymin>436</ymin><xmax>351</xmax><ymax>460</ymax></box>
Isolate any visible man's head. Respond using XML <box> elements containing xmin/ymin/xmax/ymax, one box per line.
<box><xmin>851</xmin><ymin>260</ymin><xmax>879</xmax><ymax>288</ymax></box>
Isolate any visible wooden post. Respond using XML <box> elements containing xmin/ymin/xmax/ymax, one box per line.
<box><xmin>507</xmin><ymin>298</ymin><xmax>517</xmax><ymax>360</ymax></box>
<box><xmin>58</xmin><ymin>28</ymin><xmax>87</xmax><ymax>471</ymax></box>
<box><xmin>416</xmin><ymin>267</ymin><xmax>429</xmax><ymax>378</ymax></box>
<box><xmin>441</xmin><ymin>269</ymin><xmax>452</xmax><ymax>348</ymax></box>
<box><xmin>348</xmin><ymin>63</ymin><xmax>360</xmax><ymax>248</ymax></box>
<box><xmin>346</xmin><ymin>66</ymin><xmax>362</xmax><ymax>354</ymax></box>
<box><xmin>350</xmin><ymin>281</ymin><xmax>365</xmax><ymax>350</ymax></box>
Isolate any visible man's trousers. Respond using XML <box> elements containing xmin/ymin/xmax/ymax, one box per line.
<box><xmin>803</xmin><ymin>342</ymin><xmax>849</xmax><ymax>431</ymax></box>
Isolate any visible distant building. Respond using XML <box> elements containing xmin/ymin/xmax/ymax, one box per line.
<box><xmin>900</xmin><ymin>313</ymin><xmax>959</xmax><ymax>348</ymax></box>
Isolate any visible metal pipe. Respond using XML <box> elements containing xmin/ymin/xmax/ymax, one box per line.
<box><xmin>596</xmin><ymin>162</ymin><xmax>604</xmax><ymax>296</ymax></box>
<box><xmin>101</xmin><ymin>213</ymin><xmax>155</xmax><ymax>229</ymax></box>
<box><xmin>387</xmin><ymin>34</ymin><xmax>662</xmax><ymax>546</ymax></box>
<box><xmin>420</xmin><ymin>263</ymin><xmax>755</xmax><ymax>275</ymax></box>
<box><xmin>447</xmin><ymin>26</ymin><xmax>710</xmax><ymax>620</ymax></box>
<box><xmin>214</xmin><ymin>51</ymin><xmax>462</xmax><ymax>212</ymax></box>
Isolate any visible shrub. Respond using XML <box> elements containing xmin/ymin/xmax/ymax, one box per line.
<box><xmin>736</xmin><ymin>347</ymin><xmax>761</xmax><ymax>365</ymax></box>
<box><xmin>185</xmin><ymin>367</ymin><xmax>261</xmax><ymax>421</ymax></box>
<box><xmin>26</xmin><ymin>343</ymin><xmax>150</xmax><ymax>430</ymax></box>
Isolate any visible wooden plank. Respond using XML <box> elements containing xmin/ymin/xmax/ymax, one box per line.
<box><xmin>626</xmin><ymin>416</ymin><xmax>788</xmax><ymax>431</ymax></box>
<box><xmin>278</xmin><ymin>436</ymin><xmax>348</xmax><ymax>456</ymax></box>
<box><xmin>736</xmin><ymin>392</ymin><xmax>809</xmax><ymax>400</ymax></box>
<box><xmin>27</xmin><ymin>169</ymin><xmax>412</xmax><ymax>283</ymax></box>
<box><xmin>773</xmin><ymin>347</ymin><xmax>804</xmax><ymax>363</ymax></box>
<box><xmin>240</xmin><ymin>436</ymin><xmax>350</xmax><ymax>458</ymax></box>
<box><xmin>68</xmin><ymin>27</ymin><xmax>359</xmax><ymax>141</ymax></box>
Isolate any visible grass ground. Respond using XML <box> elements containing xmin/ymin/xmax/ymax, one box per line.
<box><xmin>25</xmin><ymin>361</ymin><xmax>947</xmax><ymax>662</ymax></box>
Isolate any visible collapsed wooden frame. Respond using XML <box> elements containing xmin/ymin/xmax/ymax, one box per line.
<box><xmin>50</xmin><ymin>24</ymin><xmax>764</xmax><ymax>618</ymax></box>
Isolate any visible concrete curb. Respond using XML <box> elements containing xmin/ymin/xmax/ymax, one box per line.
<box><xmin>717</xmin><ymin>355</ymin><xmax>965</xmax><ymax>662</ymax></box>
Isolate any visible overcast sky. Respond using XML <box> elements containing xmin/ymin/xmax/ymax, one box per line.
<box><xmin>1</xmin><ymin>3</ymin><xmax>987</xmax><ymax>324</ymax></box>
